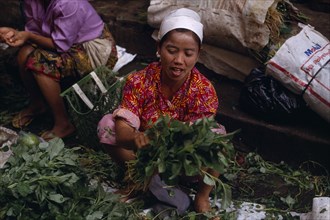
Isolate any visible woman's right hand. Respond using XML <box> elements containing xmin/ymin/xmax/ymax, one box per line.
<box><xmin>5</xmin><ymin>31</ymin><xmax>29</xmax><ymax>47</ymax></box>
<box><xmin>0</xmin><ymin>27</ymin><xmax>16</xmax><ymax>43</ymax></box>
<box><xmin>134</xmin><ymin>131</ymin><xmax>150</xmax><ymax>150</ymax></box>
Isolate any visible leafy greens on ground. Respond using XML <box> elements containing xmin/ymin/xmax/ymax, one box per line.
<box><xmin>0</xmin><ymin>137</ymin><xmax>139</xmax><ymax>220</ymax></box>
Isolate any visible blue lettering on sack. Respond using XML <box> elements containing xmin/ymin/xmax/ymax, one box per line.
<box><xmin>304</xmin><ymin>43</ymin><xmax>322</xmax><ymax>56</ymax></box>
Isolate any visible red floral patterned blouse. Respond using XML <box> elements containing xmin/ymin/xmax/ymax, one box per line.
<box><xmin>119</xmin><ymin>62</ymin><xmax>219</xmax><ymax>131</ymax></box>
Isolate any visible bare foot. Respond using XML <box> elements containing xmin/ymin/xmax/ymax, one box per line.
<box><xmin>51</xmin><ymin>122</ymin><xmax>76</xmax><ymax>139</ymax></box>
<box><xmin>114</xmin><ymin>187</ymin><xmax>137</xmax><ymax>202</ymax></box>
<box><xmin>41</xmin><ymin>122</ymin><xmax>75</xmax><ymax>141</ymax></box>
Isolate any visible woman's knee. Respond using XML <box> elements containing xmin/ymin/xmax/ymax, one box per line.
<box><xmin>17</xmin><ymin>45</ymin><xmax>34</xmax><ymax>67</ymax></box>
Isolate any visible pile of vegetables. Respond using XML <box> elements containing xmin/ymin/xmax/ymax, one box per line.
<box><xmin>0</xmin><ymin>120</ymin><xmax>329</xmax><ymax>220</ymax></box>
<box><xmin>126</xmin><ymin>116</ymin><xmax>236</xmax><ymax>208</ymax></box>
<box><xmin>0</xmin><ymin>135</ymin><xmax>140</xmax><ymax>220</ymax></box>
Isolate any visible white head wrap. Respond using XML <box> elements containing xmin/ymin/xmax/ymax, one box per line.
<box><xmin>158</xmin><ymin>8</ymin><xmax>203</xmax><ymax>43</ymax></box>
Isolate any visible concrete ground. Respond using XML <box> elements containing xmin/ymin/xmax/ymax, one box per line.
<box><xmin>89</xmin><ymin>0</ymin><xmax>330</xmax><ymax>169</ymax></box>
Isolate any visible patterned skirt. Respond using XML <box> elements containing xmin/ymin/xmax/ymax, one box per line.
<box><xmin>25</xmin><ymin>25</ymin><xmax>118</xmax><ymax>82</ymax></box>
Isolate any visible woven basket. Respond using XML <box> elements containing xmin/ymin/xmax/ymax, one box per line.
<box><xmin>60</xmin><ymin>66</ymin><xmax>125</xmax><ymax>149</ymax></box>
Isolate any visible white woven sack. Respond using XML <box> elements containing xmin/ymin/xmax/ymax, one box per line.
<box><xmin>148</xmin><ymin>0</ymin><xmax>277</xmax><ymax>54</ymax></box>
<box><xmin>266</xmin><ymin>24</ymin><xmax>330</xmax><ymax>122</ymax></box>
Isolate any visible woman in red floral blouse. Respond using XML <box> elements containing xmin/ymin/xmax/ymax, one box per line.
<box><xmin>97</xmin><ymin>8</ymin><xmax>225</xmax><ymax>214</ymax></box>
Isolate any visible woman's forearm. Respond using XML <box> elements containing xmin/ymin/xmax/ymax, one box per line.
<box><xmin>25</xmin><ymin>31</ymin><xmax>56</xmax><ymax>50</ymax></box>
<box><xmin>5</xmin><ymin>30</ymin><xmax>56</xmax><ymax>50</ymax></box>
<box><xmin>115</xmin><ymin>118</ymin><xmax>149</xmax><ymax>150</ymax></box>
<box><xmin>115</xmin><ymin>119</ymin><xmax>138</xmax><ymax>150</ymax></box>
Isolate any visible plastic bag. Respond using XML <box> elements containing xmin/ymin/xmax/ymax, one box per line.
<box><xmin>0</xmin><ymin>126</ymin><xmax>18</xmax><ymax>168</ymax></box>
<box><xmin>239</xmin><ymin>68</ymin><xmax>305</xmax><ymax>121</ymax></box>
<box><xmin>266</xmin><ymin>24</ymin><xmax>330</xmax><ymax>122</ymax></box>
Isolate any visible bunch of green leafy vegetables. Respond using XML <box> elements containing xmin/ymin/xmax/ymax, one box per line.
<box><xmin>127</xmin><ymin>116</ymin><xmax>236</xmax><ymax>208</ymax></box>
<box><xmin>0</xmin><ymin>137</ymin><xmax>140</xmax><ymax>220</ymax></box>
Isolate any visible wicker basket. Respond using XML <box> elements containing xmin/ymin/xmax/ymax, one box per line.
<box><xmin>60</xmin><ymin>66</ymin><xmax>125</xmax><ymax>149</ymax></box>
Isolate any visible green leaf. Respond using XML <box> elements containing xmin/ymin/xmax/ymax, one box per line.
<box><xmin>157</xmin><ymin>158</ymin><xmax>166</xmax><ymax>173</ymax></box>
<box><xmin>280</xmin><ymin>195</ymin><xmax>296</xmax><ymax>208</ymax></box>
<box><xmin>179</xmin><ymin>139</ymin><xmax>194</xmax><ymax>154</ymax></box>
<box><xmin>145</xmin><ymin>164</ymin><xmax>155</xmax><ymax>177</ymax></box>
<box><xmin>46</xmin><ymin>138</ymin><xmax>65</xmax><ymax>160</ymax></box>
<box><xmin>210</xmin><ymin>158</ymin><xmax>225</xmax><ymax>173</ymax></box>
<box><xmin>35</xmin><ymin>185</ymin><xmax>47</xmax><ymax>203</ymax></box>
<box><xmin>260</xmin><ymin>167</ymin><xmax>267</xmax><ymax>173</ymax></box>
<box><xmin>181</xmin><ymin>124</ymin><xmax>193</xmax><ymax>135</ymax></box>
<box><xmin>48</xmin><ymin>193</ymin><xmax>66</xmax><ymax>204</ymax></box>
<box><xmin>16</xmin><ymin>182</ymin><xmax>32</xmax><ymax>197</ymax></box>
<box><xmin>223</xmin><ymin>173</ymin><xmax>237</xmax><ymax>181</ymax></box>
<box><xmin>221</xmin><ymin>183</ymin><xmax>232</xmax><ymax>209</ymax></box>
<box><xmin>7</xmin><ymin>183</ymin><xmax>17</xmax><ymax>189</ymax></box>
<box><xmin>58</xmin><ymin>173</ymin><xmax>80</xmax><ymax>185</ymax></box>
<box><xmin>183</xmin><ymin>159</ymin><xmax>198</xmax><ymax>176</ymax></box>
<box><xmin>38</xmin><ymin>157</ymin><xmax>48</xmax><ymax>167</ymax></box>
<box><xmin>63</xmin><ymin>157</ymin><xmax>77</xmax><ymax>166</ymax></box>
<box><xmin>6</xmin><ymin>207</ymin><xmax>14</xmax><ymax>216</ymax></box>
<box><xmin>218</xmin><ymin>152</ymin><xmax>229</xmax><ymax>167</ymax></box>
<box><xmin>203</xmin><ymin>175</ymin><xmax>216</xmax><ymax>186</ymax></box>
<box><xmin>169</xmin><ymin>162</ymin><xmax>182</xmax><ymax>180</ymax></box>
<box><xmin>39</xmin><ymin>142</ymin><xmax>49</xmax><ymax>150</ymax></box>
<box><xmin>21</xmin><ymin>152</ymin><xmax>32</xmax><ymax>162</ymax></box>
<box><xmin>86</xmin><ymin>211</ymin><xmax>103</xmax><ymax>220</ymax></box>
<box><xmin>191</xmin><ymin>153</ymin><xmax>202</xmax><ymax>169</ymax></box>
<box><xmin>169</xmin><ymin>120</ymin><xmax>184</xmax><ymax>132</ymax></box>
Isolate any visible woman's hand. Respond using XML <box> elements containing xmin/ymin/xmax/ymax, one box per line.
<box><xmin>1</xmin><ymin>27</ymin><xmax>55</xmax><ymax>50</ymax></box>
<box><xmin>5</xmin><ymin>31</ymin><xmax>29</xmax><ymax>47</ymax></box>
<box><xmin>0</xmin><ymin>27</ymin><xmax>16</xmax><ymax>43</ymax></box>
<box><xmin>134</xmin><ymin>131</ymin><xmax>150</xmax><ymax>149</ymax></box>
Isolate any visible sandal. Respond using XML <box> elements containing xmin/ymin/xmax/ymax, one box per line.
<box><xmin>40</xmin><ymin>131</ymin><xmax>58</xmax><ymax>141</ymax></box>
<box><xmin>114</xmin><ymin>188</ymin><xmax>140</xmax><ymax>203</ymax></box>
<box><xmin>12</xmin><ymin>112</ymin><xmax>35</xmax><ymax>128</ymax></box>
<box><xmin>40</xmin><ymin>130</ymin><xmax>76</xmax><ymax>142</ymax></box>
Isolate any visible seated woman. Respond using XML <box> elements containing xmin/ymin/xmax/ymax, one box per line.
<box><xmin>0</xmin><ymin>0</ymin><xmax>117</xmax><ymax>140</ymax></box>
<box><xmin>97</xmin><ymin>8</ymin><xmax>225</xmax><ymax>213</ymax></box>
